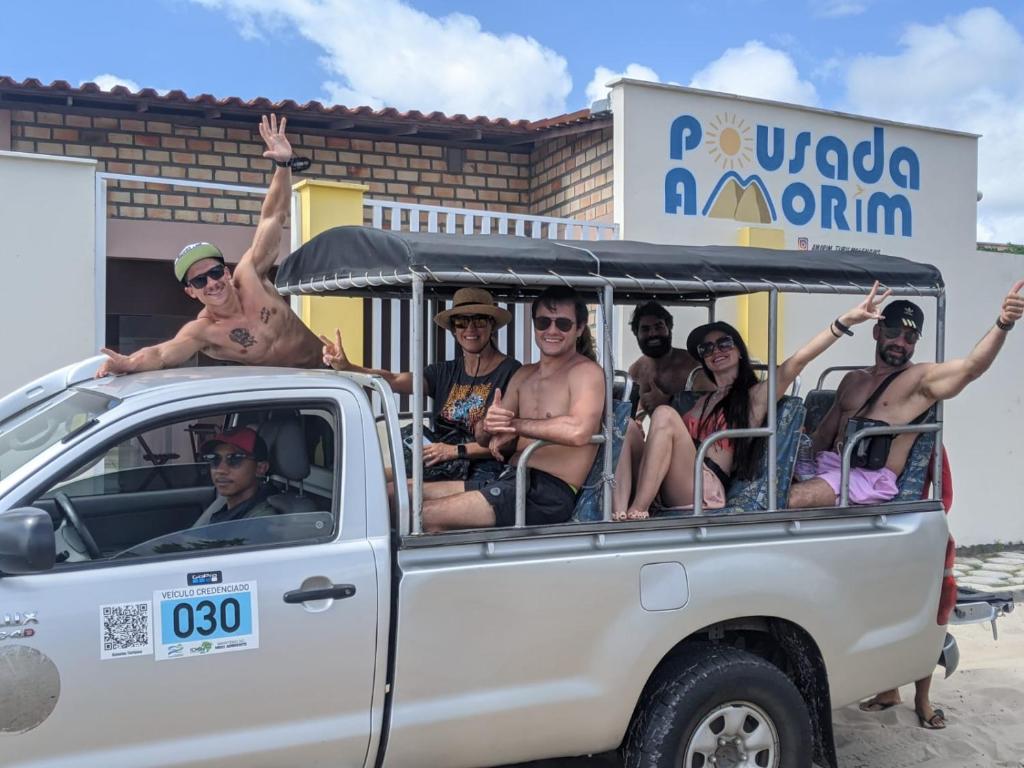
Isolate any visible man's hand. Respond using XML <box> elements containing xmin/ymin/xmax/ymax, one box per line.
<box><xmin>839</xmin><ymin>280</ymin><xmax>893</xmax><ymax>327</ymax></box>
<box><xmin>259</xmin><ymin>114</ymin><xmax>292</xmax><ymax>165</ymax></box>
<box><xmin>488</xmin><ymin>432</ymin><xmax>516</xmax><ymax>462</ymax></box>
<box><xmin>999</xmin><ymin>279</ymin><xmax>1024</xmax><ymax>326</ymax></box>
<box><xmin>483</xmin><ymin>388</ymin><xmax>516</xmax><ymax>434</ymax></box>
<box><xmin>96</xmin><ymin>348</ymin><xmax>132</xmax><ymax>378</ymax></box>
<box><xmin>320</xmin><ymin>329</ymin><xmax>352</xmax><ymax>371</ymax></box>
<box><xmin>423</xmin><ymin>442</ymin><xmax>457</xmax><ymax>467</ymax></box>
<box><xmin>640</xmin><ymin>382</ymin><xmax>670</xmax><ymax>412</ymax></box>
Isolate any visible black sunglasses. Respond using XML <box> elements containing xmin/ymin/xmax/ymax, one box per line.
<box><xmin>533</xmin><ymin>316</ymin><xmax>575</xmax><ymax>332</ymax></box>
<box><xmin>451</xmin><ymin>314</ymin><xmax>492</xmax><ymax>329</ymax></box>
<box><xmin>881</xmin><ymin>326</ymin><xmax>920</xmax><ymax>344</ymax></box>
<box><xmin>202</xmin><ymin>451</ymin><xmax>253</xmax><ymax>468</ymax></box>
<box><xmin>697</xmin><ymin>336</ymin><xmax>736</xmax><ymax>358</ymax></box>
<box><xmin>187</xmin><ymin>264</ymin><xmax>227</xmax><ymax>289</ymax></box>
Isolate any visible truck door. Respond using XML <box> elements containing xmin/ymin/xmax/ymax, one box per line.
<box><xmin>0</xmin><ymin>388</ymin><xmax>382</xmax><ymax>768</ymax></box>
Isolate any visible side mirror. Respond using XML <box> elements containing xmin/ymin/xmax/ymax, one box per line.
<box><xmin>0</xmin><ymin>508</ymin><xmax>56</xmax><ymax>574</ymax></box>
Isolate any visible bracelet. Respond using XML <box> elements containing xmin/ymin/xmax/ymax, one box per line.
<box><xmin>996</xmin><ymin>317</ymin><xmax>1015</xmax><ymax>331</ymax></box>
<box><xmin>829</xmin><ymin>323</ymin><xmax>842</xmax><ymax>339</ymax></box>
<box><xmin>275</xmin><ymin>157</ymin><xmax>312</xmax><ymax>172</ymax></box>
<box><xmin>457</xmin><ymin>443</ymin><xmax>468</xmax><ymax>458</ymax></box>
<box><xmin>833</xmin><ymin>318</ymin><xmax>854</xmax><ymax>337</ymax></box>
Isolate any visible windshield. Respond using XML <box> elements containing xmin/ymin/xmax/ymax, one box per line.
<box><xmin>0</xmin><ymin>389</ymin><xmax>118</xmax><ymax>481</ymax></box>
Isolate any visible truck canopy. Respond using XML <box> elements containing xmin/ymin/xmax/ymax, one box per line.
<box><xmin>274</xmin><ymin>225</ymin><xmax>945</xmax><ymax>300</ymax></box>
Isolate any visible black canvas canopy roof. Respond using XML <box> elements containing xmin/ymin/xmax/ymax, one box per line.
<box><xmin>275</xmin><ymin>225</ymin><xmax>944</xmax><ymax>299</ymax></box>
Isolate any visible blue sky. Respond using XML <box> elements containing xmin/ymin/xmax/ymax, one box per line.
<box><xmin>4</xmin><ymin>1</ymin><xmax>1024</xmax><ymax>240</ymax></box>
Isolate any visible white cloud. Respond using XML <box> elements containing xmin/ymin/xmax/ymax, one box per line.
<box><xmin>585</xmin><ymin>63</ymin><xmax>660</xmax><ymax>105</ymax></box>
<box><xmin>87</xmin><ymin>74</ymin><xmax>141</xmax><ymax>92</ymax></box>
<box><xmin>813</xmin><ymin>0</ymin><xmax>868</xmax><ymax>19</ymax></box>
<box><xmin>844</xmin><ymin>7</ymin><xmax>1024</xmax><ymax>242</ymax></box>
<box><xmin>689</xmin><ymin>41</ymin><xmax>818</xmax><ymax>106</ymax></box>
<box><xmin>189</xmin><ymin>0</ymin><xmax>571</xmax><ymax>120</ymax></box>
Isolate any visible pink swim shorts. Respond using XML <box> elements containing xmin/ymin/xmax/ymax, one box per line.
<box><xmin>813</xmin><ymin>451</ymin><xmax>898</xmax><ymax>505</ymax></box>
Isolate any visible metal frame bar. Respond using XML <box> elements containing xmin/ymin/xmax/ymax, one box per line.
<box><xmin>515</xmin><ymin>436</ymin><xmax>606</xmax><ymax>527</ymax></box>
<box><xmin>93</xmin><ymin>174</ymin><xmax>108</xmax><ymax>348</ymax></box>
<box><xmin>815</xmin><ymin>365</ymin><xmax>867</xmax><ymax>390</ymax></box>
<box><xmin>411</xmin><ymin>276</ymin><xmax>425</xmax><ymax>533</ymax></box>
<box><xmin>933</xmin><ymin>292</ymin><xmax>946</xmax><ymax>503</ymax></box>
<box><xmin>839</xmin><ymin>423</ymin><xmax>941</xmax><ymax>506</ymax></box>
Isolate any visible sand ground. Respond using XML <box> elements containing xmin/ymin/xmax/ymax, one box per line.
<box><xmin>509</xmin><ymin>608</ymin><xmax>1024</xmax><ymax>768</ymax></box>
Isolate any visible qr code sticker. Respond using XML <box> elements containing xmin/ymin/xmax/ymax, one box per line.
<box><xmin>100</xmin><ymin>601</ymin><xmax>153</xmax><ymax>660</ymax></box>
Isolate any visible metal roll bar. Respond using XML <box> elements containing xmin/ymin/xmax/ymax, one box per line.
<box><xmin>815</xmin><ymin>365</ymin><xmax>866</xmax><ymax>390</ymax></box>
<box><xmin>515</xmin><ymin>435</ymin><xmax>606</xmax><ymax>528</ymax></box>
<box><xmin>692</xmin><ymin>427</ymin><xmax>773</xmax><ymax>515</ymax></box>
<box><xmin>839</xmin><ymin>423</ymin><xmax>942</xmax><ymax>507</ymax></box>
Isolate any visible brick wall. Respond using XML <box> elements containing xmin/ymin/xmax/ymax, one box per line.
<box><xmin>7</xmin><ymin>108</ymin><xmax>534</xmax><ymax>225</ymax></box>
<box><xmin>529</xmin><ymin>126</ymin><xmax>613</xmax><ymax>222</ymax></box>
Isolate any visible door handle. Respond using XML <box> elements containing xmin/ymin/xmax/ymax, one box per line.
<box><xmin>283</xmin><ymin>584</ymin><xmax>357</xmax><ymax>604</ymax></box>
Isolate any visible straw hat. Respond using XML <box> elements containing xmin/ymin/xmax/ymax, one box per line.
<box><xmin>433</xmin><ymin>287</ymin><xmax>512</xmax><ymax>330</ymax></box>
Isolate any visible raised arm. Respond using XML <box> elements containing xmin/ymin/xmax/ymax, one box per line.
<box><xmin>756</xmin><ymin>282</ymin><xmax>890</xmax><ymax>410</ymax></box>
<box><xmin>236</xmin><ymin>115</ymin><xmax>293</xmax><ymax>281</ymax></box>
<box><xmin>918</xmin><ymin>280</ymin><xmax>1023</xmax><ymax>401</ymax></box>
<box><xmin>321</xmin><ymin>328</ymin><xmax>415</xmax><ymax>395</ymax></box>
<box><xmin>511</xmin><ymin>362</ymin><xmax>605</xmax><ymax>447</ymax></box>
<box><xmin>96</xmin><ymin>321</ymin><xmax>206</xmax><ymax>377</ymax></box>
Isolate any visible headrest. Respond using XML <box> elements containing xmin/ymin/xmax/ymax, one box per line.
<box><xmin>258</xmin><ymin>417</ymin><xmax>310</xmax><ymax>482</ymax></box>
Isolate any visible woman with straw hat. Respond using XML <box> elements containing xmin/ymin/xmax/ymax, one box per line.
<box><xmin>322</xmin><ymin>287</ymin><xmax>521</xmax><ymax>483</ymax></box>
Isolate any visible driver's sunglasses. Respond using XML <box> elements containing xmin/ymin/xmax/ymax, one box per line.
<box><xmin>881</xmin><ymin>326</ymin><xmax>921</xmax><ymax>344</ymax></box>
<box><xmin>533</xmin><ymin>316</ymin><xmax>575</xmax><ymax>332</ymax></box>
<box><xmin>451</xmin><ymin>314</ymin><xmax>492</xmax><ymax>329</ymax></box>
<box><xmin>202</xmin><ymin>452</ymin><xmax>252</xmax><ymax>469</ymax></box>
<box><xmin>697</xmin><ymin>336</ymin><xmax>736</xmax><ymax>358</ymax></box>
<box><xmin>186</xmin><ymin>264</ymin><xmax>227</xmax><ymax>289</ymax></box>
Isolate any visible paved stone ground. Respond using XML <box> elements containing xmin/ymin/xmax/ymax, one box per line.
<box><xmin>953</xmin><ymin>549</ymin><xmax>1024</xmax><ymax>597</ymax></box>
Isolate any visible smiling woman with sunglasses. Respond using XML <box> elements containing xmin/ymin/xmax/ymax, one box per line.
<box><xmin>616</xmin><ymin>282</ymin><xmax>892</xmax><ymax>519</ymax></box>
<box><xmin>322</xmin><ymin>288</ymin><xmax>521</xmax><ymax>485</ymax></box>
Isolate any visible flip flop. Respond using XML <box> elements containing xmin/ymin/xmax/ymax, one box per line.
<box><xmin>917</xmin><ymin>708</ymin><xmax>946</xmax><ymax>729</ymax></box>
<box><xmin>859</xmin><ymin>699</ymin><xmax>900</xmax><ymax>712</ymax></box>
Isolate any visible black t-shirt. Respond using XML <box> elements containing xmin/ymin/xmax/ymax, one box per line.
<box><xmin>210</xmin><ymin>485</ymin><xmax>274</xmax><ymax>524</ymax></box>
<box><xmin>425</xmin><ymin>356</ymin><xmax>521</xmax><ymax>441</ymax></box>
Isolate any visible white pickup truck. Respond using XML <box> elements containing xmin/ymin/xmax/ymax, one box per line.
<box><xmin>0</xmin><ymin>229</ymin><xmax>962</xmax><ymax>768</ymax></box>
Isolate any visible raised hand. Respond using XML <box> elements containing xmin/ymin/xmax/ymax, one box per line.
<box><xmin>95</xmin><ymin>348</ymin><xmax>131</xmax><ymax>378</ymax></box>
<box><xmin>841</xmin><ymin>280</ymin><xmax>893</xmax><ymax>326</ymax></box>
<box><xmin>259</xmin><ymin>114</ymin><xmax>292</xmax><ymax>164</ymax></box>
<box><xmin>319</xmin><ymin>328</ymin><xmax>352</xmax><ymax>371</ymax></box>
<box><xmin>1000</xmin><ymin>279</ymin><xmax>1024</xmax><ymax>325</ymax></box>
<box><xmin>640</xmin><ymin>381</ymin><xmax>669</xmax><ymax>412</ymax></box>
<box><xmin>483</xmin><ymin>388</ymin><xmax>516</xmax><ymax>434</ymax></box>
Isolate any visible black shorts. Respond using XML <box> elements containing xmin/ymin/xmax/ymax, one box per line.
<box><xmin>465</xmin><ymin>465</ymin><xmax>578</xmax><ymax>528</ymax></box>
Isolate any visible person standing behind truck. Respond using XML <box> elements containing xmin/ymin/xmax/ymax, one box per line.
<box><xmin>419</xmin><ymin>286</ymin><xmax>605</xmax><ymax>531</ymax></box>
<box><xmin>321</xmin><ymin>287</ymin><xmax>520</xmax><ymax>483</ymax></box>
<box><xmin>96</xmin><ymin>115</ymin><xmax>324</xmax><ymax>376</ymax></box>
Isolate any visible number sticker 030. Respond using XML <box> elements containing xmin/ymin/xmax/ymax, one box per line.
<box><xmin>153</xmin><ymin>581</ymin><xmax>259</xmax><ymax>661</ymax></box>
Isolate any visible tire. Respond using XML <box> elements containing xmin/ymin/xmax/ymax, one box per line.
<box><xmin>622</xmin><ymin>645</ymin><xmax>813</xmax><ymax>768</ymax></box>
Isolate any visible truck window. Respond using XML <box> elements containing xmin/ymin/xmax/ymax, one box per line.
<box><xmin>26</xmin><ymin>405</ymin><xmax>338</xmax><ymax>565</ymax></box>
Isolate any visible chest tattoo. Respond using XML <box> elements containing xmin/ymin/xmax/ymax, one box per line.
<box><xmin>260</xmin><ymin>307</ymin><xmax>271</xmax><ymax>324</ymax></box>
<box><xmin>229</xmin><ymin>328</ymin><xmax>258</xmax><ymax>350</ymax></box>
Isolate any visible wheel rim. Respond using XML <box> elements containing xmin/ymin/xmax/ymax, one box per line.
<box><xmin>681</xmin><ymin>700</ymin><xmax>780</xmax><ymax>768</ymax></box>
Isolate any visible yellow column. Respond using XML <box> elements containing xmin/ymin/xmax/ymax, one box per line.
<box><xmin>292</xmin><ymin>179</ymin><xmax>369</xmax><ymax>365</ymax></box>
<box><xmin>735</xmin><ymin>227</ymin><xmax>786</xmax><ymax>362</ymax></box>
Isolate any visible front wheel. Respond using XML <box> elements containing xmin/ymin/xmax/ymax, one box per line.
<box><xmin>623</xmin><ymin>645</ymin><xmax>813</xmax><ymax>768</ymax></box>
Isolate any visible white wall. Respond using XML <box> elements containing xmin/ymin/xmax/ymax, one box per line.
<box><xmin>0</xmin><ymin>151</ymin><xmax>97</xmax><ymax>396</ymax></box>
<box><xmin>612</xmin><ymin>79</ymin><xmax>1024</xmax><ymax>545</ymax></box>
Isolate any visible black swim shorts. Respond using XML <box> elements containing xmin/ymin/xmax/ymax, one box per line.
<box><xmin>465</xmin><ymin>465</ymin><xmax>578</xmax><ymax>527</ymax></box>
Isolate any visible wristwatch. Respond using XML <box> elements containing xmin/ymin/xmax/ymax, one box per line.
<box><xmin>996</xmin><ymin>316</ymin><xmax>1015</xmax><ymax>331</ymax></box>
<box><xmin>275</xmin><ymin>157</ymin><xmax>312</xmax><ymax>172</ymax></box>
<box><xmin>457</xmin><ymin>444</ymin><xmax>468</xmax><ymax>458</ymax></box>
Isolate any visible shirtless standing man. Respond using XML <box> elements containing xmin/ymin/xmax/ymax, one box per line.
<box><xmin>420</xmin><ymin>286</ymin><xmax>605</xmax><ymax>532</ymax></box>
<box><xmin>789</xmin><ymin>280</ymin><xmax>1024</xmax><ymax>728</ymax></box>
<box><xmin>627</xmin><ymin>301</ymin><xmax>710</xmax><ymax>413</ymax></box>
<box><xmin>96</xmin><ymin>115</ymin><xmax>322</xmax><ymax>376</ymax></box>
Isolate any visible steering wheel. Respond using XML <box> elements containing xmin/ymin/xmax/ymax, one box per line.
<box><xmin>54</xmin><ymin>491</ymin><xmax>101</xmax><ymax>559</ymax></box>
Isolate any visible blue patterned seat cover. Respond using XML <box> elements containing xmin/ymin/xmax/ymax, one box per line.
<box><xmin>893</xmin><ymin>406</ymin><xmax>938</xmax><ymax>501</ymax></box>
<box><xmin>802</xmin><ymin>389</ymin><xmax>837</xmax><ymax>435</ymax></box>
<box><xmin>573</xmin><ymin>399</ymin><xmax>633</xmax><ymax>522</ymax></box>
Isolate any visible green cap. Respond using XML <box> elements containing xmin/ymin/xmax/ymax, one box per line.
<box><xmin>174</xmin><ymin>242</ymin><xmax>224</xmax><ymax>283</ymax></box>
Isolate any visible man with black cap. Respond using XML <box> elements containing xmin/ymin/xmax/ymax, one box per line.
<box><xmin>627</xmin><ymin>301</ymin><xmax>711</xmax><ymax>414</ymax></box>
<box><xmin>790</xmin><ymin>281</ymin><xmax>1023</xmax><ymax>509</ymax></box>
<box><xmin>198</xmin><ymin>427</ymin><xmax>275</xmax><ymax>523</ymax></box>
<box><xmin>96</xmin><ymin>114</ymin><xmax>322</xmax><ymax>377</ymax></box>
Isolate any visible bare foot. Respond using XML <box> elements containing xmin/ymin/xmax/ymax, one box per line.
<box><xmin>916</xmin><ymin>705</ymin><xmax>946</xmax><ymax>729</ymax></box>
<box><xmin>625</xmin><ymin>508</ymin><xmax>649</xmax><ymax>520</ymax></box>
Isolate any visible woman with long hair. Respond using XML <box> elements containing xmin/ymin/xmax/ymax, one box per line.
<box><xmin>617</xmin><ymin>282</ymin><xmax>890</xmax><ymax>519</ymax></box>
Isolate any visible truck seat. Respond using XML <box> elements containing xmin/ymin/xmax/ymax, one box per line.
<box><xmin>893</xmin><ymin>406</ymin><xmax>939</xmax><ymax>502</ymax></box>
<box><xmin>573</xmin><ymin>399</ymin><xmax>633</xmax><ymax>522</ymax></box>
<box><xmin>802</xmin><ymin>389</ymin><xmax>836</xmax><ymax>435</ymax></box>
<box><xmin>258</xmin><ymin>417</ymin><xmax>319</xmax><ymax>514</ymax></box>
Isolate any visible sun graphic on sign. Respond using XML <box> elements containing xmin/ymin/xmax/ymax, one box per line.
<box><xmin>705</xmin><ymin>113</ymin><xmax>754</xmax><ymax>170</ymax></box>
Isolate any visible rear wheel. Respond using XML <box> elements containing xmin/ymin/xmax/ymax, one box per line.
<box><xmin>623</xmin><ymin>645</ymin><xmax>813</xmax><ymax>768</ymax></box>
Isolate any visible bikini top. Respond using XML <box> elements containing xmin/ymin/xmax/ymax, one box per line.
<box><xmin>682</xmin><ymin>397</ymin><xmax>733</xmax><ymax>452</ymax></box>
